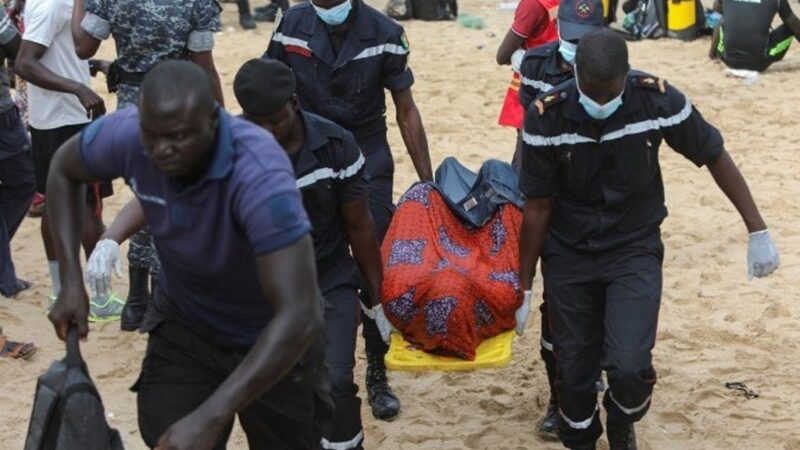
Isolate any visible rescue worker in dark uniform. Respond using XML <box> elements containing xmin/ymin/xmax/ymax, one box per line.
<box><xmin>515</xmin><ymin>0</ymin><xmax>605</xmax><ymax>438</ymax></box>
<box><xmin>264</xmin><ymin>0</ymin><xmax>434</xmax><ymax>421</ymax></box>
<box><xmin>709</xmin><ymin>0</ymin><xmax>800</xmax><ymax>71</ymax></box>
<box><xmin>234</xmin><ymin>58</ymin><xmax>392</xmax><ymax>450</ymax></box>
<box><xmin>518</xmin><ymin>30</ymin><xmax>780</xmax><ymax>450</ymax></box>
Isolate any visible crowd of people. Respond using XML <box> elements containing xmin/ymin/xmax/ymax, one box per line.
<box><xmin>0</xmin><ymin>0</ymin><xmax>787</xmax><ymax>449</ymax></box>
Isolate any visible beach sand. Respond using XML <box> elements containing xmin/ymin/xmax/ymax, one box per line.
<box><xmin>2</xmin><ymin>1</ymin><xmax>799</xmax><ymax>448</ymax></box>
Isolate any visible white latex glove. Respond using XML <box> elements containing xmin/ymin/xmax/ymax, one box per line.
<box><xmin>511</xmin><ymin>48</ymin><xmax>525</xmax><ymax>73</ymax></box>
<box><xmin>515</xmin><ymin>289</ymin><xmax>532</xmax><ymax>336</ymax></box>
<box><xmin>362</xmin><ymin>303</ymin><xmax>395</xmax><ymax>344</ymax></box>
<box><xmin>747</xmin><ymin>229</ymin><xmax>779</xmax><ymax>280</ymax></box>
<box><xmin>85</xmin><ymin>239</ymin><xmax>122</xmax><ymax>298</ymax></box>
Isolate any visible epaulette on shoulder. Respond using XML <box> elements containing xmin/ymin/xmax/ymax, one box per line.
<box><xmin>533</xmin><ymin>90</ymin><xmax>568</xmax><ymax>116</ymax></box>
<box><xmin>630</xmin><ymin>75</ymin><xmax>667</xmax><ymax>94</ymax></box>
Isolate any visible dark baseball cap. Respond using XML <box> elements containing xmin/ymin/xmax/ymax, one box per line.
<box><xmin>557</xmin><ymin>0</ymin><xmax>605</xmax><ymax>41</ymax></box>
<box><xmin>233</xmin><ymin>58</ymin><xmax>295</xmax><ymax>116</ymax></box>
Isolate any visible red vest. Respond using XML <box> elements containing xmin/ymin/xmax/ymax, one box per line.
<box><xmin>498</xmin><ymin>0</ymin><xmax>559</xmax><ymax>129</ymax></box>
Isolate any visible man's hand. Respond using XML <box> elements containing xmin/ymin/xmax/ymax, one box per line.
<box><xmin>85</xmin><ymin>239</ymin><xmax>122</xmax><ymax>298</ymax></box>
<box><xmin>155</xmin><ymin>410</ymin><xmax>228</xmax><ymax>450</ymax></box>
<box><xmin>515</xmin><ymin>290</ymin><xmax>532</xmax><ymax>336</ymax></box>
<box><xmin>363</xmin><ymin>303</ymin><xmax>395</xmax><ymax>343</ymax></box>
<box><xmin>48</xmin><ymin>284</ymin><xmax>90</xmax><ymax>340</ymax></box>
<box><xmin>73</xmin><ymin>84</ymin><xmax>106</xmax><ymax>119</ymax></box>
<box><xmin>747</xmin><ymin>229</ymin><xmax>779</xmax><ymax>279</ymax></box>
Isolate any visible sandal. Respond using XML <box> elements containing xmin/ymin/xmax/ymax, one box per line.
<box><xmin>0</xmin><ymin>334</ymin><xmax>38</xmax><ymax>360</ymax></box>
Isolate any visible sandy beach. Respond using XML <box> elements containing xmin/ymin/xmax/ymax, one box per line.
<box><xmin>2</xmin><ymin>0</ymin><xmax>800</xmax><ymax>448</ymax></box>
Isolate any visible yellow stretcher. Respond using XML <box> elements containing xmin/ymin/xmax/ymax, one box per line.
<box><xmin>384</xmin><ymin>330</ymin><xmax>515</xmax><ymax>372</ymax></box>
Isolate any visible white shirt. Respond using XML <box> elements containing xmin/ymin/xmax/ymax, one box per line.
<box><xmin>23</xmin><ymin>0</ymin><xmax>91</xmax><ymax>130</ymax></box>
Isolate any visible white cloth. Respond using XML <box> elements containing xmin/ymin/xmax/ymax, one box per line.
<box><xmin>515</xmin><ymin>289</ymin><xmax>532</xmax><ymax>336</ymax></box>
<box><xmin>23</xmin><ymin>0</ymin><xmax>91</xmax><ymax>130</ymax></box>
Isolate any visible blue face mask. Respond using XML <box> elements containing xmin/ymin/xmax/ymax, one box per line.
<box><xmin>575</xmin><ymin>66</ymin><xmax>624</xmax><ymax>120</ymax></box>
<box><xmin>312</xmin><ymin>0</ymin><xmax>352</xmax><ymax>26</ymax></box>
<box><xmin>558</xmin><ymin>39</ymin><xmax>577</xmax><ymax>65</ymax></box>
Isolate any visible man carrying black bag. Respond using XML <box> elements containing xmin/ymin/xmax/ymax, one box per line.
<box><xmin>25</xmin><ymin>326</ymin><xmax>123</xmax><ymax>450</ymax></box>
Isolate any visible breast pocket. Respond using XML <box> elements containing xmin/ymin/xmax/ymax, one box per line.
<box><xmin>608</xmin><ymin>132</ymin><xmax>661</xmax><ymax>192</ymax></box>
<box><xmin>301</xmin><ymin>181</ymin><xmax>337</xmax><ymax>238</ymax></box>
<box><xmin>556</xmin><ymin>148</ymin><xmax>593</xmax><ymax>199</ymax></box>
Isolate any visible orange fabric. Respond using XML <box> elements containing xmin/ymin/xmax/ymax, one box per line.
<box><xmin>380</xmin><ymin>184</ymin><xmax>523</xmax><ymax>360</ymax></box>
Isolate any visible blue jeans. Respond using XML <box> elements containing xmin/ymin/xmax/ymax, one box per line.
<box><xmin>0</xmin><ymin>109</ymin><xmax>35</xmax><ymax>296</ymax></box>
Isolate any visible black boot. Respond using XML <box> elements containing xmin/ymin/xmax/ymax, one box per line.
<box><xmin>238</xmin><ymin>0</ymin><xmax>256</xmax><ymax>29</ymax></box>
<box><xmin>121</xmin><ymin>267</ymin><xmax>149</xmax><ymax>332</ymax></box>
<box><xmin>536</xmin><ymin>399</ymin><xmax>559</xmax><ymax>440</ymax></box>
<box><xmin>366</xmin><ymin>351</ymin><xmax>401</xmax><ymax>421</ymax></box>
<box><xmin>607</xmin><ymin>419</ymin><xmax>638</xmax><ymax>450</ymax></box>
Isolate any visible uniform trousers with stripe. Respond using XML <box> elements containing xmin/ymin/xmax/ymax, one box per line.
<box><xmin>321</xmin><ymin>279</ymin><xmax>364</xmax><ymax>450</ymax></box>
<box><xmin>542</xmin><ymin>230</ymin><xmax>662</xmax><ymax>449</ymax></box>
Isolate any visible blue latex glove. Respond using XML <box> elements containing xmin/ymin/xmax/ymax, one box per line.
<box><xmin>747</xmin><ymin>229</ymin><xmax>779</xmax><ymax>280</ymax></box>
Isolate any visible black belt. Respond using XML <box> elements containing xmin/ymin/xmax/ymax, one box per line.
<box><xmin>119</xmin><ymin>70</ymin><xmax>147</xmax><ymax>86</ymax></box>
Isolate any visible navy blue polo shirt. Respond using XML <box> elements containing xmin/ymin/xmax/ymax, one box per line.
<box><xmin>519</xmin><ymin>72</ymin><xmax>725</xmax><ymax>252</ymax></box>
<box><xmin>292</xmin><ymin>110</ymin><xmax>368</xmax><ymax>290</ymax></box>
<box><xmin>518</xmin><ymin>42</ymin><xmax>573</xmax><ymax>112</ymax></box>
<box><xmin>80</xmin><ymin>107</ymin><xmax>311</xmax><ymax>349</ymax></box>
<box><xmin>264</xmin><ymin>0</ymin><xmax>413</xmax><ymax>144</ymax></box>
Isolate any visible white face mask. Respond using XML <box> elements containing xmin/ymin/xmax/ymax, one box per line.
<box><xmin>558</xmin><ymin>39</ymin><xmax>577</xmax><ymax>65</ymax></box>
<box><xmin>312</xmin><ymin>0</ymin><xmax>352</xmax><ymax>26</ymax></box>
<box><xmin>575</xmin><ymin>65</ymin><xmax>625</xmax><ymax>120</ymax></box>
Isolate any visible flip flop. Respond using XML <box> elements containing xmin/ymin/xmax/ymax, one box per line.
<box><xmin>0</xmin><ymin>334</ymin><xmax>38</xmax><ymax>360</ymax></box>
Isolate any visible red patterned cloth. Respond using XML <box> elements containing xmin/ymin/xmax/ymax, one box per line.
<box><xmin>381</xmin><ymin>184</ymin><xmax>523</xmax><ymax>360</ymax></box>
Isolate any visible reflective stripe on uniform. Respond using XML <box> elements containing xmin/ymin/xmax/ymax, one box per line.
<box><xmin>321</xmin><ymin>431</ymin><xmax>364</xmax><ymax>450</ymax></box>
<box><xmin>520</xmin><ymin>76</ymin><xmax>554</xmax><ymax>93</ymax></box>
<box><xmin>296</xmin><ymin>153</ymin><xmax>366</xmax><ymax>189</ymax></box>
<box><xmin>599</xmin><ymin>95</ymin><xmax>693</xmax><ymax>143</ymax></box>
<box><xmin>352</xmin><ymin>43</ymin><xmax>409</xmax><ymax>60</ymax></box>
<box><xmin>271</xmin><ymin>32</ymin><xmax>311</xmax><ymax>50</ymax></box>
<box><xmin>559</xmin><ymin>404</ymin><xmax>598</xmax><ymax>430</ymax></box>
<box><xmin>522</xmin><ymin>94</ymin><xmax>694</xmax><ymax>148</ymax></box>
<box><xmin>541</xmin><ymin>337</ymin><xmax>554</xmax><ymax>352</ymax></box>
<box><xmin>609</xmin><ymin>391</ymin><xmax>651</xmax><ymax>416</ymax></box>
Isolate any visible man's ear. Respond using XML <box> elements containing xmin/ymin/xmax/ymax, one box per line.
<box><xmin>210</xmin><ymin>103</ymin><xmax>221</xmax><ymax>128</ymax></box>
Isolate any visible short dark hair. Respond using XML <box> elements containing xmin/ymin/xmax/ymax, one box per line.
<box><xmin>233</xmin><ymin>59</ymin><xmax>295</xmax><ymax>116</ymax></box>
<box><xmin>140</xmin><ymin>60</ymin><xmax>216</xmax><ymax>113</ymax></box>
<box><xmin>575</xmin><ymin>29</ymin><xmax>630</xmax><ymax>83</ymax></box>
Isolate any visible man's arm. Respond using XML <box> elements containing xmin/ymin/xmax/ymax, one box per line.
<box><xmin>342</xmin><ymin>196</ymin><xmax>383</xmax><ymax>307</ymax></box>
<box><xmin>102</xmin><ymin>197</ymin><xmax>147</xmax><ymax>243</ymax></box>
<box><xmin>777</xmin><ymin>0</ymin><xmax>800</xmax><ymax>37</ymax></box>
<box><xmin>709</xmin><ymin>24</ymin><xmax>721</xmax><ymax>59</ymax></box>
<box><xmin>16</xmin><ymin>40</ymin><xmax>105</xmax><ymax>117</ymax></box>
<box><xmin>190</xmin><ymin>51</ymin><xmax>225</xmax><ymax>107</ymax></box>
<box><xmin>391</xmin><ymin>88</ymin><xmax>433</xmax><ymax>181</ymax></box>
<box><xmin>70</xmin><ymin>0</ymin><xmax>102</xmax><ymax>59</ymax></box>
<box><xmin>706</xmin><ymin>150</ymin><xmax>766</xmax><ymax>233</ymax></box>
<box><xmin>45</xmin><ymin>135</ymin><xmax>102</xmax><ymax>340</ymax></box>
<box><xmin>155</xmin><ymin>235</ymin><xmax>324</xmax><ymax>450</ymax></box>
<box><xmin>496</xmin><ymin>30</ymin><xmax>525</xmax><ymax>65</ymax></box>
<box><xmin>519</xmin><ymin>197</ymin><xmax>552</xmax><ymax>290</ymax></box>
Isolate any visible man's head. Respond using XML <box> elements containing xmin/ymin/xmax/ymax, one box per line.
<box><xmin>139</xmin><ymin>60</ymin><xmax>219</xmax><ymax>181</ymax></box>
<box><xmin>557</xmin><ymin>0</ymin><xmax>605</xmax><ymax>64</ymax></box>
<box><xmin>234</xmin><ymin>59</ymin><xmax>299</xmax><ymax>147</ymax></box>
<box><xmin>574</xmin><ymin>29</ymin><xmax>629</xmax><ymax>105</ymax></box>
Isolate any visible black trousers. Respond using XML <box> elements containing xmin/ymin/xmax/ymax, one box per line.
<box><xmin>542</xmin><ymin>231</ymin><xmax>662</xmax><ymax>449</ymax></box>
<box><xmin>357</xmin><ymin>133</ymin><xmax>395</xmax><ymax>356</ymax></box>
<box><xmin>134</xmin><ymin>320</ymin><xmax>331</xmax><ymax>449</ymax></box>
<box><xmin>322</xmin><ymin>283</ymin><xmax>363</xmax><ymax>449</ymax></box>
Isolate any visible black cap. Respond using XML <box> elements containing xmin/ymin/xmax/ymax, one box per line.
<box><xmin>557</xmin><ymin>0</ymin><xmax>605</xmax><ymax>41</ymax></box>
<box><xmin>233</xmin><ymin>58</ymin><xmax>295</xmax><ymax>116</ymax></box>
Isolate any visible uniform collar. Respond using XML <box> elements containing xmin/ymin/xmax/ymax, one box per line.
<box><xmin>303</xmin><ymin>0</ymin><xmax>376</xmax><ymax>69</ymax></box>
<box><xmin>294</xmin><ymin>110</ymin><xmax>329</xmax><ymax>176</ymax></box>
<box><xmin>204</xmin><ymin>109</ymin><xmax>235</xmax><ymax>180</ymax></box>
<box><xmin>544</xmin><ymin>44</ymin><xmax>567</xmax><ymax>76</ymax></box>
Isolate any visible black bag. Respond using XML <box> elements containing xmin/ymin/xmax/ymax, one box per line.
<box><xmin>24</xmin><ymin>327</ymin><xmax>124</xmax><ymax>450</ymax></box>
<box><xmin>386</xmin><ymin>0</ymin><xmax>457</xmax><ymax>21</ymax></box>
